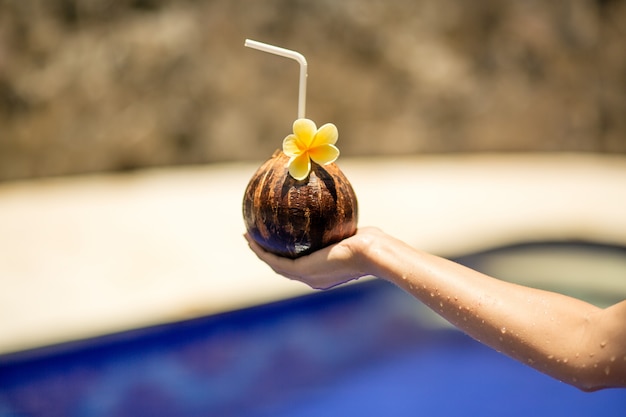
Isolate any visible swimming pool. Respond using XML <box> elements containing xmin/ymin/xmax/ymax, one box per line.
<box><xmin>1</xmin><ymin>242</ymin><xmax>624</xmax><ymax>417</ymax></box>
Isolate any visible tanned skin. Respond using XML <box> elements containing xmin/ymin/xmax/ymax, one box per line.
<box><xmin>246</xmin><ymin>227</ymin><xmax>626</xmax><ymax>392</ymax></box>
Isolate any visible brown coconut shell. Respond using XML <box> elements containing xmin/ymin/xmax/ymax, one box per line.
<box><xmin>243</xmin><ymin>149</ymin><xmax>358</xmax><ymax>259</ymax></box>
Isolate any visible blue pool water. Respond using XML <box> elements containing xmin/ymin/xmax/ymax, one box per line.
<box><xmin>1</xmin><ymin>244</ymin><xmax>625</xmax><ymax>417</ymax></box>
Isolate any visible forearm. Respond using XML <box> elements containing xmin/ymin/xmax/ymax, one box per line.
<box><xmin>246</xmin><ymin>227</ymin><xmax>626</xmax><ymax>390</ymax></box>
<box><xmin>359</xmin><ymin>232</ymin><xmax>625</xmax><ymax>391</ymax></box>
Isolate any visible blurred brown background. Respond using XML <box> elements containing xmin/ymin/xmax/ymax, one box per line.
<box><xmin>0</xmin><ymin>0</ymin><xmax>624</xmax><ymax>182</ymax></box>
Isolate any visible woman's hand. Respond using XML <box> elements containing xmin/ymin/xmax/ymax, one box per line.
<box><xmin>244</xmin><ymin>227</ymin><xmax>382</xmax><ymax>290</ymax></box>
<box><xmin>245</xmin><ymin>225</ymin><xmax>626</xmax><ymax>390</ymax></box>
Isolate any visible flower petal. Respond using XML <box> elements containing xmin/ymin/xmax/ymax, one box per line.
<box><xmin>309</xmin><ymin>144</ymin><xmax>339</xmax><ymax>166</ymax></box>
<box><xmin>311</xmin><ymin>123</ymin><xmax>338</xmax><ymax>147</ymax></box>
<box><xmin>293</xmin><ymin>119</ymin><xmax>317</xmax><ymax>148</ymax></box>
<box><xmin>282</xmin><ymin>134</ymin><xmax>302</xmax><ymax>157</ymax></box>
<box><xmin>288</xmin><ymin>153</ymin><xmax>311</xmax><ymax>181</ymax></box>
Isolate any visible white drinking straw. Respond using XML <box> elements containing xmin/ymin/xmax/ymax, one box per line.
<box><xmin>244</xmin><ymin>39</ymin><xmax>308</xmax><ymax>119</ymax></box>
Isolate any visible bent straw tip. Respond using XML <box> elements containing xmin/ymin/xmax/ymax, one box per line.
<box><xmin>244</xmin><ymin>38</ymin><xmax>308</xmax><ymax>119</ymax></box>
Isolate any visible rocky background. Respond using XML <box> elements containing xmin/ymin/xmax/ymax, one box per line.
<box><xmin>0</xmin><ymin>0</ymin><xmax>624</xmax><ymax>181</ymax></box>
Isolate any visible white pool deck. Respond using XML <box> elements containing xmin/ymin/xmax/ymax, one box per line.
<box><xmin>1</xmin><ymin>153</ymin><xmax>625</xmax><ymax>355</ymax></box>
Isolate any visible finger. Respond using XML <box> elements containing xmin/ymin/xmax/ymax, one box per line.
<box><xmin>243</xmin><ymin>233</ymin><xmax>303</xmax><ymax>279</ymax></box>
<box><xmin>244</xmin><ymin>233</ymin><xmax>273</xmax><ymax>260</ymax></box>
<box><xmin>244</xmin><ymin>234</ymin><xmax>279</xmax><ymax>263</ymax></box>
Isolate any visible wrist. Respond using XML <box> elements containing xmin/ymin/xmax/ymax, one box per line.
<box><xmin>346</xmin><ymin>227</ymin><xmax>391</xmax><ymax>278</ymax></box>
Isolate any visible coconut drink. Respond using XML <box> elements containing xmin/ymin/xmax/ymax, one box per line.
<box><xmin>242</xmin><ymin>40</ymin><xmax>358</xmax><ymax>258</ymax></box>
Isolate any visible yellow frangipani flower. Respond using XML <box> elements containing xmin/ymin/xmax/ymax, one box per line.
<box><xmin>282</xmin><ymin>118</ymin><xmax>340</xmax><ymax>181</ymax></box>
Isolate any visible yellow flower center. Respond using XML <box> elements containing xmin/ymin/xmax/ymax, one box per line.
<box><xmin>282</xmin><ymin>118</ymin><xmax>340</xmax><ymax>180</ymax></box>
